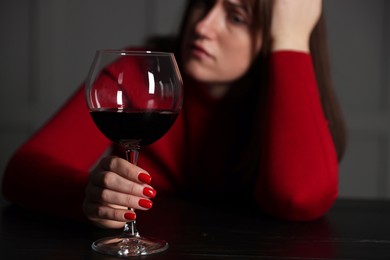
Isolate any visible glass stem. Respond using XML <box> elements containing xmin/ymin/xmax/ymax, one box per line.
<box><xmin>124</xmin><ymin>148</ymin><xmax>140</xmax><ymax>238</ymax></box>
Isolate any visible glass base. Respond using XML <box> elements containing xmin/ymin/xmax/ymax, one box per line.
<box><xmin>92</xmin><ymin>235</ymin><xmax>168</xmax><ymax>257</ymax></box>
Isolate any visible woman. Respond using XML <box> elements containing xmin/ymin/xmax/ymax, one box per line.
<box><xmin>2</xmin><ymin>0</ymin><xmax>346</xmax><ymax>228</ymax></box>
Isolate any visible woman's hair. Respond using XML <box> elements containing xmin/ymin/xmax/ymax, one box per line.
<box><xmin>150</xmin><ymin>0</ymin><xmax>347</xmax><ymax>161</ymax></box>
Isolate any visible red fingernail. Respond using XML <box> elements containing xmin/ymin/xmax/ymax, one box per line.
<box><xmin>143</xmin><ymin>187</ymin><xmax>157</xmax><ymax>198</ymax></box>
<box><xmin>124</xmin><ymin>212</ymin><xmax>136</xmax><ymax>221</ymax></box>
<box><xmin>138</xmin><ymin>173</ymin><xmax>151</xmax><ymax>184</ymax></box>
<box><xmin>139</xmin><ymin>199</ymin><xmax>153</xmax><ymax>209</ymax></box>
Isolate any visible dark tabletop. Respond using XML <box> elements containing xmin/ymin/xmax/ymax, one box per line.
<box><xmin>1</xmin><ymin>197</ymin><xmax>390</xmax><ymax>259</ymax></box>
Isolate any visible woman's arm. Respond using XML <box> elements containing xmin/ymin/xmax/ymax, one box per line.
<box><xmin>2</xmin><ymin>86</ymin><xmax>111</xmax><ymax>221</ymax></box>
<box><xmin>255</xmin><ymin>51</ymin><xmax>338</xmax><ymax>221</ymax></box>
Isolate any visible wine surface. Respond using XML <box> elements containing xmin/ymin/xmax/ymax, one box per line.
<box><xmin>90</xmin><ymin>109</ymin><xmax>178</xmax><ymax>146</ymax></box>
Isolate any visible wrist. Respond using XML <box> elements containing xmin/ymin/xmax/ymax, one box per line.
<box><xmin>271</xmin><ymin>35</ymin><xmax>310</xmax><ymax>53</ymax></box>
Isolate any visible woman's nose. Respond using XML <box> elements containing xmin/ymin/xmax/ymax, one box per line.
<box><xmin>194</xmin><ymin>6</ymin><xmax>222</xmax><ymax>39</ymax></box>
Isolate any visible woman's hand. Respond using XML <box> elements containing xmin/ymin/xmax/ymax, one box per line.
<box><xmin>83</xmin><ymin>156</ymin><xmax>156</xmax><ymax>229</ymax></box>
<box><xmin>271</xmin><ymin>0</ymin><xmax>322</xmax><ymax>52</ymax></box>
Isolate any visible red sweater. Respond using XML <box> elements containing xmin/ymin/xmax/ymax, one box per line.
<box><xmin>2</xmin><ymin>51</ymin><xmax>338</xmax><ymax>221</ymax></box>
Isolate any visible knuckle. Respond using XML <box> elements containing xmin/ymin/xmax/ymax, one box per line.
<box><xmin>124</xmin><ymin>171</ymin><xmax>131</xmax><ymax>180</ymax></box>
<box><xmin>113</xmin><ymin>209</ymin><xmax>125</xmax><ymax>221</ymax></box>
<box><xmin>101</xmin><ymin>171</ymin><xmax>114</xmax><ymax>187</ymax></box>
<box><xmin>100</xmin><ymin>188</ymin><xmax>110</xmax><ymax>202</ymax></box>
<box><xmin>128</xmin><ymin>183</ymin><xmax>136</xmax><ymax>195</ymax></box>
<box><xmin>126</xmin><ymin>195</ymin><xmax>135</xmax><ymax>208</ymax></box>
<box><xmin>123</xmin><ymin>166</ymin><xmax>133</xmax><ymax>180</ymax></box>
<box><xmin>107</xmin><ymin>156</ymin><xmax>116</xmax><ymax>170</ymax></box>
<box><xmin>96</xmin><ymin>205</ymin><xmax>106</xmax><ymax>218</ymax></box>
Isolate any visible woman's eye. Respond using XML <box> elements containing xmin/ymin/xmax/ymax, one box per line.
<box><xmin>229</xmin><ymin>13</ymin><xmax>248</xmax><ymax>25</ymax></box>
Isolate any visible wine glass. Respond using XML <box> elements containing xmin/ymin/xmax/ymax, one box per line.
<box><xmin>85</xmin><ymin>50</ymin><xmax>183</xmax><ymax>256</ymax></box>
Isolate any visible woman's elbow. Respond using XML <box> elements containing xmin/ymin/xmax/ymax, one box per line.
<box><xmin>256</xmin><ymin>186</ymin><xmax>338</xmax><ymax>222</ymax></box>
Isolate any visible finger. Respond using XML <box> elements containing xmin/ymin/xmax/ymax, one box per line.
<box><xmin>91</xmin><ymin>171</ymin><xmax>156</xmax><ymax>198</ymax></box>
<box><xmin>100</xmin><ymin>156</ymin><xmax>152</xmax><ymax>184</ymax></box>
<box><xmin>84</xmin><ymin>202</ymin><xmax>137</xmax><ymax>223</ymax></box>
<box><xmin>86</xmin><ymin>185</ymin><xmax>153</xmax><ymax>210</ymax></box>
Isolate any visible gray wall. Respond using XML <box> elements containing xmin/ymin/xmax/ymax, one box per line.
<box><xmin>0</xmin><ymin>0</ymin><xmax>389</xmax><ymax>199</ymax></box>
<box><xmin>324</xmin><ymin>1</ymin><xmax>390</xmax><ymax>198</ymax></box>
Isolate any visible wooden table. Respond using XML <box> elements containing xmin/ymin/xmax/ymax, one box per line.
<box><xmin>1</xmin><ymin>197</ymin><xmax>390</xmax><ymax>259</ymax></box>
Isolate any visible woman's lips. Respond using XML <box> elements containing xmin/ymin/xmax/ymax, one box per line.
<box><xmin>190</xmin><ymin>43</ymin><xmax>213</xmax><ymax>59</ymax></box>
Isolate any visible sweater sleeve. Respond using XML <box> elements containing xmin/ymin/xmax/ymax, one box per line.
<box><xmin>255</xmin><ymin>51</ymin><xmax>339</xmax><ymax>221</ymax></box>
<box><xmin>1</xmin><ymin>86</ymin><xmax>111</xmax><ymax>221</ymax></box>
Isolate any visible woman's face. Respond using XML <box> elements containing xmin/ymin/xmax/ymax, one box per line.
<box><xmin>181</xmin><ymin>0</ymin><xmax>262</xmax><ymax>86</ymax></box>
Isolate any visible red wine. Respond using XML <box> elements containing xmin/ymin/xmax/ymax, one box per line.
<box><xmin>90</xmin><ymin>109</ymin><xmax>178</xmax><ymax>146</ymax></box>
